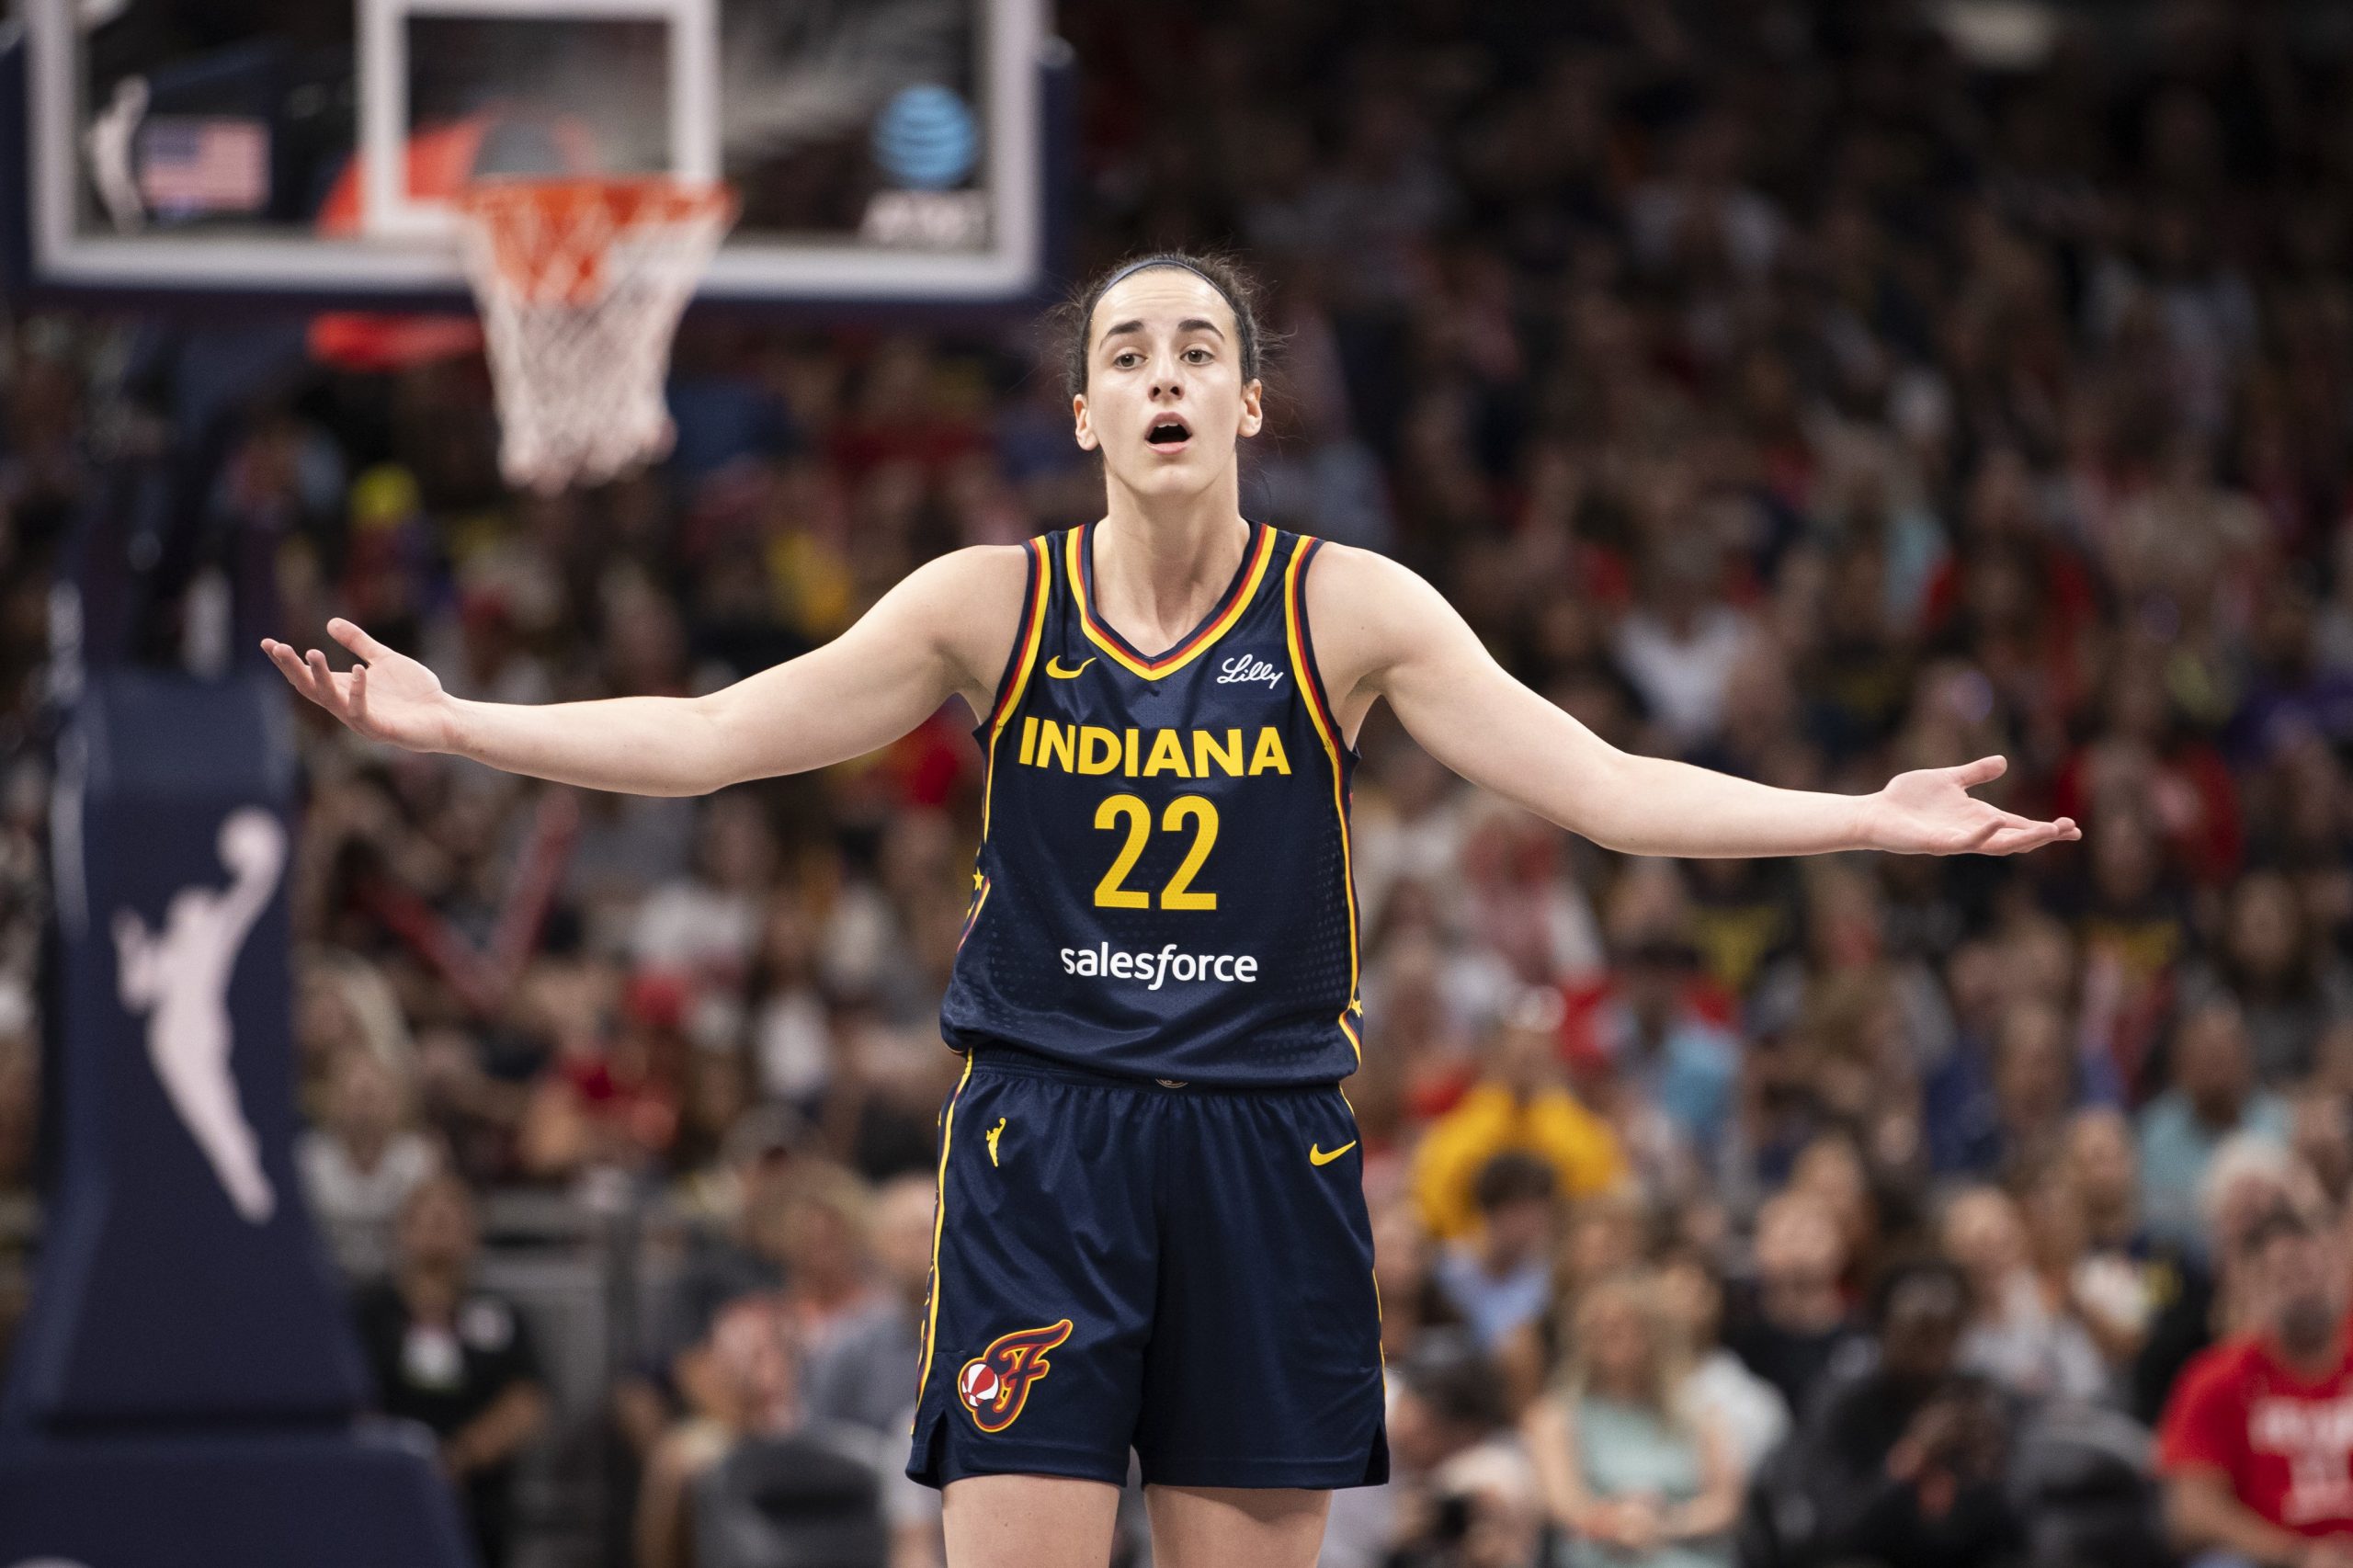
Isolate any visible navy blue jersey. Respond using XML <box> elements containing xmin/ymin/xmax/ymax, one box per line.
<box><xmin>939</xmin><ymin>521</ymin><xmax>1362</xmax><ymax>1085</ymax></box>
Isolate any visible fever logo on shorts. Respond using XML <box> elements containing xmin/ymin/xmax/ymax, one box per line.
<box><xmin>957</xmin><ymin>1319</ymin><xmax>1074</xmax><ymax>1433</ymax></box>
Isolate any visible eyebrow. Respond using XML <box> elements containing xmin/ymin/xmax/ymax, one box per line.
<box><xmin>1100</xmin><ymin>318</ymin><xmax>1229</xmax><ymax>346</ymax></box>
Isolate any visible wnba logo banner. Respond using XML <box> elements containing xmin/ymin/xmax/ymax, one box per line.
<box><xmin>0</xmin><ymin>670</ymin><xmax>470</xmax><ymax>1568</ymax></box>
<box><xmin>3</xmin><ymin>670</ymin><xmax>361</xmax><ymax>1426</ymax></box>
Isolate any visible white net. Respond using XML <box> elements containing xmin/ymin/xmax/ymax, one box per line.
<box><xmin>453</xmin><ymin>178</ymin><xmax>739</xmax><ymax>494</ymax></box>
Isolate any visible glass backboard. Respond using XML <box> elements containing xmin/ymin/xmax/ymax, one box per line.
<box><xmin>16</xmin><ymin>0</ymin><xmax>1050</xmax><ymax>304</ymax></box>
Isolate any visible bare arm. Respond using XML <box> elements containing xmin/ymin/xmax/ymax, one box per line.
<box><xmin>2166</xmin><ymin>1469</ymin><xmax>2323</xmax><ymax>1568</ymax></box>
<box><xmin>262</xmin><ymin>546</ymin><xmax>1029</xmax><ymax>798</ymax></box>
<box><xmin>444</xmin><ymin>1380</ymin><xmax>550</xmax><ymax>1479</ymax></box>
<box><xmin>1305</xmin><ymin>545</ymin><xmax>2078</xmax><ymax>858</ymax></box>
<box><xmin>1521</xmin><ymin>1394</ymin><xmax>1606</xmax><ymax>1536</ymax></box>
<box><xmin>1665</xmin><ymin>1411</ymin><xmax>1742</xmax><ymax>1541</ymax></box>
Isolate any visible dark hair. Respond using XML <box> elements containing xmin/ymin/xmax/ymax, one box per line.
<box><xmin>1391</xmin><ymin>1328</ymin><xmax>1507</xmax><ymax>1431</ymax></box>
<box><xmin>1059</xmin><ymin>251</ymin><xmax>1267</xmax><ymax>399</ymax></box>
<box><xmin>1868</xmin><ymin>1253</ymin><xmax>1972</xmax><ymax>1329</ymax></box>
<box><xmin>1472</xmin><ymin>1150</ymin><xmax>1559</xmax><ymax>1213</ymax></box>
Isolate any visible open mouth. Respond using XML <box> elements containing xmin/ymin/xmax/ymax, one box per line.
<box><xmin>1145</xmin><ymin>415</ymin><xmax>1192</xmax><ymax>453</ymax></box>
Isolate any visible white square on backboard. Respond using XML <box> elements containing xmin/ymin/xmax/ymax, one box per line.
<box><xmin>357</xmin><ymin>0</ymin><xmax>721</xmax><ymax>239</ymax></box>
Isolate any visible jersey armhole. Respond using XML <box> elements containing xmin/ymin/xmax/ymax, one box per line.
<box><xmin>1283</xmin><ymin>536</ymin><xmax>1355</xmax><ymax>759</ymax></box>
<box><xmin>979</xmin><ymin>536</ymin><xmax>1051</xmax><ymax>739</ymax></box>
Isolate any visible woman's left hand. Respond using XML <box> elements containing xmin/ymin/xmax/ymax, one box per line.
<box><xmin>1862</xmin><ymin>756</ymin><xmax>2081</xmax><ymax>856</ymax></box>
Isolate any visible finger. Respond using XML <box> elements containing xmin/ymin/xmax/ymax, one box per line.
<box><xmin>1995</xmin><ymin>812</ymin><xmax>2080</xmax><ymax>845</ymax></box>
<box><xmin>349</xmin><ymin>660</ymin><xmax>368</xmax><ymax>725</ymax></box>
<box><xmin>326</xmin><ymin>617</ymin><xmax>392</xmax><ymax>663</ymax></box>
<box><xmin>1985</xmin><ymin>823</ymin><xmax>2069</xmax><ymax>856</ymax></box>
<box><xmin>305</xmin><ymin>649</ymin><xmax>347</xmax><ymax>716</ymax></box>
<box><xmin>267</xmin><ymin>642</ymin><xmax>324</xmax><ymax>701</ymax></box>
<box><xmin>1950</xmin><ymin>755</ymin><xmax>2006</xmax><ymax>790</ymax></box>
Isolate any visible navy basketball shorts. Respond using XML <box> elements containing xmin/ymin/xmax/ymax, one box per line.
<box><xmin>905</xmin><ymin>1044</ymin><xmax>1390</xmax><ymax>1491</ymax></box>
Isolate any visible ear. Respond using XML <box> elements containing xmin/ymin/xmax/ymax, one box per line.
<box><xmin>1237</xmin><ymin>378</ymin><xmax>1264</xmax><ymax>440</ymax></box>
<box><xmin>1073</xmin><ymin>392</ymin><xmax>1098</xmax><ymax>452</ymax></box>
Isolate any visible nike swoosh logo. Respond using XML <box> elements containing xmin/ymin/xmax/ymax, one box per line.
<box><xmin>1044</xmin><ymin>656</ymin><xmax>1095</xmax><ymax>679</ymax></box>
<box><xmin>1308</xmin><ymin>1142</ymin><xmax>1357</xmax><ymax>1166</ymax></box>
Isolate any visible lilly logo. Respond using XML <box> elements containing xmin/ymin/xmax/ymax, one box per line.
<box><xmin>957</xmin><ymin>1319</ymin><xmax>1074</xmax><ymax>1433</ymax></box>
<box><xmin>1216</xmin><ymin>654</ymin><xmax>1283</xmax><ymax>690</ymax></box>
<box><xmin>111</xmin><ymin>807</ymin><xmax>283</xmax><ymax>1224</ymax></box>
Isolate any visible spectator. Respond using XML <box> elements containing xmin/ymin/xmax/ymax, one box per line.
<box><xmin>2159</xmin><ymin>1204</ymin><xmax>2353</xmax><ymax>1567</ymax></box>
<box><xmin>351</xmin><ymin>1173</ymin><xmax>550</xmax><ymax>1568</ymax></box>
<box><xmin>1381</xmin><ymin>1332</ymin><xmax>1541</xmax><ymax>1568</ymax></box>
<box><xmin>1433</xmin><ymin>1152</ymin><xmax>1560</xmax><ymax>1354</ymax></box>
<box><xmin>634</xmin><ymin>1289</ymin><xmax>906</xmax><ymax>1568</ymax></box>
<box><xmin>1725</xmin><ymin>1190</ymin><xmax>1866</xmax><ymax>1420</ymax></box>
<box><xmin>1524</xmin><ymin>1269</ymin><xmax>1741</xmax><ymax>1568</ymax></box>
<box><xmin>1596</xmin><ymin>932</ymin><xmax>1741</xmax><ymax>1153</ymax></box>
<box><xmin>1939</xmin><ymin>1184</ymin><xmax>2109</xmax><ymax>1405</ymax></box>
<box><xmin>781</xmin><ymin>1161</ymin><xmax>921</xmax><ymax>1435</ymax></box>
<box><xmin>615</xmin><ymin>1107</ymin><xmax>807</xmax><ymax>1460</ymax></box>
<box><xmin>1745</xmin><ymin>1257</ymin><xmax>2025</xmax><ymax>1568</ymax></box>
<box><xmin>1371</xmin><ymin>1198</ymin><xmax>1469</xmax><ymax>1362</ymax></box>
<box><xmin>2175</xmin><ymin>870</ymin><xmax>2353</xmax><ymax>1085</ymax></box>
<box><xmin>2141</xmin><ymin>1002</ymin><xmax>2292</xmax><ymax>1251</ymax></box>
<box><xmin>1412</xmin><ymin>989</ymin><xmax>1625</xmax><ymax>1244</ymax></box>
<box><xmin>1657</xmin><ymin>1247</ymin><xmax>1791</xmax><ymax>1480</ymax></box>
<box><xmin>2060</xmin><ymin>1107</ymin><xmax>2218</xmax><ymax>1424</ymax></box>
<box><xmin>298</xmin><ymin>1041</ymin><xmax>441</xmax><ymax>1281</ymax></box>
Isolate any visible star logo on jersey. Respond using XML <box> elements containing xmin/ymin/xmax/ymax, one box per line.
<box><xmin>958</xmin><ymin>1319</ymin><xmax>1074</xmax><ymax>1432</ymax></box>
<box><xmin>1044</xmin><ymin>655</ymin><xmax>1096</xmax><ymax>679</ymax></box>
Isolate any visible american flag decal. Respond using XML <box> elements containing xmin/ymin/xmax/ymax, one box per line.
<box><xmin>137</xmin><ymin>118</ymin><xmax>269</xmax><ymax>217</ymax></box>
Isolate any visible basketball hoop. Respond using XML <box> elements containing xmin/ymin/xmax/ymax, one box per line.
<box><xmin>452</xmin><ymin>176</ymin><xmax>739</xmax><ymax>494</ymax></box>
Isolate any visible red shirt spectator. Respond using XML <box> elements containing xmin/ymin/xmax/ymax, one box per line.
<box><xmin>2159</xmin><ymin>1207</ymin><xmax>2353</xmax><ymax>1566</ymax></box>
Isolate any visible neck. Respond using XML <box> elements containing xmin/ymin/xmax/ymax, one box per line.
<box><xmin>1095</xmin><ymin>473</ymin><xmax>1249</xmax><ymax>628</ymax></box>
<box><xmin>2189</xmin><ymin>1092</ymin><xmax>2242</xmax><ymax>1129</ymax></box>
<box><xmin>2274</xmin><ymin>1322</ymin><xmax>2347</xmax><ymax>1379</ymax></box>
<box><xmin>2086</xmin><ymin>1198</ymin><xmax>2134</xmax><ymax>1244</ymax></box>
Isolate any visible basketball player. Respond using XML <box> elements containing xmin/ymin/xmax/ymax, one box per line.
<box><xmin>263</xmin><ymin>252</ymin><xmax>2079</xmax><ymax>1568</ymax></box>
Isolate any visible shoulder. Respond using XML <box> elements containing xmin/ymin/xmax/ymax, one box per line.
<box><xmin>886</xmin><ymin>541</ymin><xmax>1051</xmax><ymax>677</ymax></box>
<box><xmin>1291</xmin><ymin>539</ymin><xmax>1433</xmax><ymax>610</ymax></box>
<box><xmin>2166</xmin><ymin>1335</ymin><xmax>2263</xmax><ymax>1415</ymax></box>
<box><xmin>1290</xmin><ymin>541</ymin><xmax>1479</xmax><ymax>697</ymax></box>
<box><xmin>901</xmin><ymin>542</ymin><xmax>1040</xmax><ymax>608</ymax></box>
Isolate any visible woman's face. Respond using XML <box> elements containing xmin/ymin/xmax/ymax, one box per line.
<box><xmin>1655</xmin><ymin>1259</ymin><xmax>1721</xmax><ymax>1345</ymax></box>
<box><xmin>2227</xmin><ymin>874</ymin><xmax>2301</xmax><ymax>980</ymax></box>
<box><xmin>1586</xmin><ymin>1294</ymin><xmax>1654</xmax><ymax>1389</ymax></box>
<box><xmin>1074</xmin><ymin>268</ymin><xmax>1261</xmax><ymax>502</ymax></box>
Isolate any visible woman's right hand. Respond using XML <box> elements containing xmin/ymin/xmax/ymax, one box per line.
<box><xmin>261</xmin><ymin>619</ymin><xmax>459</xmax><ymax>754</ymax></box>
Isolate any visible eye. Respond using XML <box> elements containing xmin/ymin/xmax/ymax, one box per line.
<box><xmin>1184</xmin><ymin>347</ymin><xmax>1213</xmax><ymax>364</ymax></box>
<box><xmin>1111</xmin><ymin>351</ymin><xmax>1142</xmax><ymax>369</ymax></box>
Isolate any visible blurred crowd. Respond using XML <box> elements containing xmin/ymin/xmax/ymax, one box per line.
<box><xmin>12</xmin><ymin>1</ymin><xmax>2353</xmax><ymax>1566</ymax></box>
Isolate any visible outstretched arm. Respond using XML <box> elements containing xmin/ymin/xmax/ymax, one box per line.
<box><xmin>263</xmin><ymin>546</ymin><xmax>1031</xmax><ymax>798</ymax></box>
<box><xmin>1307</xmin><ymin>546</ymin><xmax>2078</xmax><ymax>858</ymax></box>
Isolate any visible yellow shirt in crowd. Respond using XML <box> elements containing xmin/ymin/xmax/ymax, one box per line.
<box><xmin>1409</xmin><ymin>1082</ymin><xmax>1626</xmax><ymax>1242</ymax></box>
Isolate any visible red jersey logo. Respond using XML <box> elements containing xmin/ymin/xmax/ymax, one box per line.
<box><xmin>956</xmin><ymin>1319</ymin><xmax>1074</xmax><ymax>1433</ymax></box>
